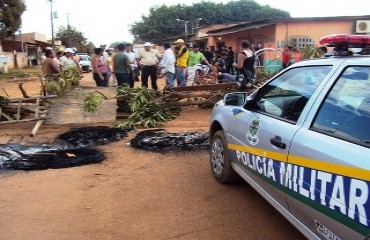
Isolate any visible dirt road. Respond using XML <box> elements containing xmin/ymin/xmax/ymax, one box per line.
<box><xmin>0</xmin><ymin>71</ymin><xmax>304</xmax><ymax>240</ymax></box>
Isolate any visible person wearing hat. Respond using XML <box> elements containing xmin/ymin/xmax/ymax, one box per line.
<box><xmin>59</xmin><ymin>48</ymin><xmax>80</xmax><ymax>72</ymax></box>
<box><xmin>174</xmin><ymin>39</ymin><xmax>189</xmax><ymax>87</ymax></box>
<box><xmin>135</xmin><ymin>42</ymin><xmax>162</xmax><ymax>90</ymax></box>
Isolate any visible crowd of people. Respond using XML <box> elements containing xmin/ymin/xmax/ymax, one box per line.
<box><xmin>158</xmin><ymin>38</ymin><xmax>256</xmax><ymax>90</ymax></box>
<box><xmin>42</xmin><ymin>40</ymin><xmax>304</xmax><ymax>91</ymax></box>
<box><xmin>41</xmin><ymin>47</ymin><xmax>83</xmax><ymax>80</ymax></box>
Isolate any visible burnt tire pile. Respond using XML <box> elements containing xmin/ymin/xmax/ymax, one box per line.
<box><xmin>2</xmin><ymin>148</ymin><xmax>105</xmax><ymax>170</ymax></box>
<box><xmin>57</xmin><ymin>126</ymin><xmax>129</xmax><ymax>147</ymax></box>
<box><xmin>0</xmin><ymin>126</ymin><xmax>130</xmax><ymax>171</ymax></box>
<box><xmin>130</xmin><ymin>129</ymin><xmax>209</xmax><ymax>151</ymax></box>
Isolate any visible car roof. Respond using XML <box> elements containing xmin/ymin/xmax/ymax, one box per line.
<box><xmin>291</xmin><ymin>55</ymin><xmax>370</xmax><ymax>67</ymax></box>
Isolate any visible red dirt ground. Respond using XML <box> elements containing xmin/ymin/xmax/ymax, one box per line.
<box><xmin>0</xmin><ymin>68</ymin><xmax>304</xmax><ymax>240</ymax></box>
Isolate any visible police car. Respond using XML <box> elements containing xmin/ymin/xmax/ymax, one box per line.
<box><xmin>209</xmin><ymin>34</ymin><xmax>370</xmax><ymax>240</ymax></box>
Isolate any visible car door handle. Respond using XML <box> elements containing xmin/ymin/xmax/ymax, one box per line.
<box><xmin>270</xmin><ymin>136</ymin><xmax>286</xmax><ymax>149</ymax></box>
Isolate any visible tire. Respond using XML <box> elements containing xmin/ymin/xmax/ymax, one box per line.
<box><xmin>210</xmin><ymin>130</ymin><xmax>239</xmax><ymax>183</ymax></box>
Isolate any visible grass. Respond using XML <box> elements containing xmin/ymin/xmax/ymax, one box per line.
<box><xmin>0</xmin><ymin>67</ymin><xmax>41</xmax><ymax>80</ymax></box>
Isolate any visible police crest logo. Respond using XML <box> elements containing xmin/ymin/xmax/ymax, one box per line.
<box><xmin>247</xmin><ymin>118</ymin><xmax>260</xmax><ymax>145</ymax></box>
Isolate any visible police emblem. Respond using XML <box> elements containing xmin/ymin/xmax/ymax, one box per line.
<box><xmin>247</xmin><ymin>117</ymin><xmax>260</xmax><ymax>145</ymax></box>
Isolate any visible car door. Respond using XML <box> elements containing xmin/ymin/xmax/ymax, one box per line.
<box><xmin>287</xmin><ymin>65</ymin><xmax>370</xmax><ymax>240</ymax></box>
<box><xmin>226</xmin><ymin>66</ymin><xmax>333</xmax><ymax>215</ymax></box>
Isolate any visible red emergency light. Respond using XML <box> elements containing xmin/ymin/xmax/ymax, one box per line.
<box><xmin>319</xmin><ymin>34</ymin><xmax>370</xmax><ymax>47</ymax></box>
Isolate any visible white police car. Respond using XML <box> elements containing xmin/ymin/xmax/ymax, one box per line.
<box><xmin>209</xmin><ymin>34</ymin><xmax>370</xmax><ymax>240</ymax></box>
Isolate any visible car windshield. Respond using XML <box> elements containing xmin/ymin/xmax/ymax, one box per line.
<box><xmin>80</xmin><ymin>55</ymin><xmax>89</xmax><ymax>61</ymax></box>
<box><xmin>264</xmin><ymin>66</ymin><xmax>332</xmax><ymax>98</ymax></box>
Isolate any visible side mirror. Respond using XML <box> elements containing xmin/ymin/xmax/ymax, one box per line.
<box><xmin>224</xmin><ymin>92</ymin><xmax>247</xmax><ymax>106</ymax></box>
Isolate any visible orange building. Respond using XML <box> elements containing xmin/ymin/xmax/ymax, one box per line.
<box><xmin>187</xmin><ymin>15</ymin><xmax>369</xmax><ymax>71</ymax></box>
<box><xmin>203</xmin><ymin>16</ymin><xmax>370</xmax><ymax>53</ymax></box>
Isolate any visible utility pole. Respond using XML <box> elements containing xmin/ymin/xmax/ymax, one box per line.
<box><xmin>66</xmin><ymin>12</ymin><xmax>71</xmax><ymax>47</ymax></box>
<box><xmin>48</xmin><ymin>0</ymin><xmax>54</xmax><ymax>48</ymax></box>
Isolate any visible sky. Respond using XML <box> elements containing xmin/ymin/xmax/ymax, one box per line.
<box><xmin>21</xmin><ymin>0</ymin><xmax>370</xmax><ymax>47</ymax></box>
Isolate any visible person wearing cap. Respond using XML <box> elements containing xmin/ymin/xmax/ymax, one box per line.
<box><xmin>135</xmin><ymin>42</ymin><xmax>162</xmax><ymax>90</ymax></box>
<box><xmin>59</xmin><ymin>48</ymin><xmax>80</xmax><ymax>72</ymax></box>
<box><xmin>174</xmin><ymin>39</ymin><xmax>189</xmax><ymax>87</ymax></box>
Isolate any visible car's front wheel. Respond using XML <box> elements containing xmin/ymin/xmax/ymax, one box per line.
<box><xmin>210</xmin><ymin>130</ymin><xmax>239</xmax><ymax>183</ymax></box>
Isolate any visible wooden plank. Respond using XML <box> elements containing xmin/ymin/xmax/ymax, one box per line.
<box><xmin>1</xmin><ymin>111</ymin><xmax>13</xmax><ymax>121</ymax></box>
<box><xmin>164</xmin><ymin>93</ymin><xmax>221</xmax><ymax>99</ymax></box>
<box><xmin>46</xmin><ymin>87</ymin><xmax>117</xmax><ymax>124</ymax></box>
<box><xmin>165</xmin><ymin>100</ymin><xmax>214</xmax><ymax>106</ymax></box>
<box><xmin>0</xmin><ymin>117</ymin><xmax>51</xmax><ymax>125</ymax></box>
<box><xmin>35</xmin><ymin>96</ymin><xmax>40</xmax><ymax>119</ymax></box>
<box><xmin>30</xmin><ymin>112</ymin><xmax>47</xmax><ymax>137</ymax></box>
<box><xmin>116</xmin><ymin>112</ymin><xmax>131</xmax><ymax>119</ymax></box>
<box><xmin>164</xmin><ymin>82</ymin><xmax>238</xmax><ymax>92</ymax></box>
<box><xmin>16</xmin><ymin>100</ymin><xmax>21</xmax><ymax>120</ymax></box>
<box><xmin>8</xmin><ymin>95</ymin><xmax>57</xmax><ymax>103</ymax></box>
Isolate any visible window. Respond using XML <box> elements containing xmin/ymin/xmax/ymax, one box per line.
<box><xmin>253</xmin><ymin>66</ymin><xmax>332</xmax><ymax>122</ymax></box>
<box><xmin>312</xmin><ymin>66</ymin><xmax>370</xmax><ymax>145</ymax></box>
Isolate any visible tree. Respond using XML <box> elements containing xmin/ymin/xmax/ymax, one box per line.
<box><xmin>55</xmin><ymin>26</ymin><xmax>95</xmax><ymax>54</ymax></box>
<box><xmin>0</xmin><ymin>0</ymin><xmax>26</xmax><ymax>39</ymax></box>
<box><xmin>129</xmin><ymin>0</ymin><xmax>290</xmax><ymax>43</ymax></box>
<box><xmin>109</xmin><ymin>41</ymin><xmax>131</xmax><ymax>48</ymax></box>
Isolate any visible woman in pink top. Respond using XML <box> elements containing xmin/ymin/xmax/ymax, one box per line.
<box><xmin>91</xmin><ymin>47</ymin><xmax>110</xmax><ymax>87</ymax></box>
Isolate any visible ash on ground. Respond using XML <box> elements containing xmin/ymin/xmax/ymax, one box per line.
<box><xmin>56</xmin><ymin>126</ymin><xmax>130</xmax><ymax>147</ymax></box>
<box><xmin>130</xmin><ymin>129</ymin><xmax>209</xmax><ymax>151</ymax></box>
<box><xmin>0</xmin><ymin>126</ymin><xmax>130</xmax><ymax>171</ymax></box>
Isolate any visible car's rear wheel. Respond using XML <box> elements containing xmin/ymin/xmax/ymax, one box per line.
<box><xmin>210</xmin><ymin>130</ymin><xmax>239</xmax><ymax>183</ymax></box>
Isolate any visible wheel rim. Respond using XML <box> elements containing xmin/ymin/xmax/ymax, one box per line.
<box><xmin>211</xmin><ymin>138</ymin><xmax>224</xmax><ymax>176</ymax></box>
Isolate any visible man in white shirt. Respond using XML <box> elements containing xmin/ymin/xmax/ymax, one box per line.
<box><xmin>124</xmin><ymin>44</ymin><xmax>137</xmax><ymax>88</ymax></box>
<box><xmin>136</xmin><ymin>42</ymin><xmax>162</xmax><ymax>90</ymax></box>
<box><xmin>161</xmin><ymin>42</ymin><xmax>176</xmax><ymax>88</ymax></box>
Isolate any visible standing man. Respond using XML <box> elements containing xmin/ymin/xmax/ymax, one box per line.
<box><xmin>203</xmin><ymin>47</ymin><xmax>213</xmax><ymax>63</ymax></box>
<box><xmin>161</xmin><ymin>42</ymin><xmax>176</xmax><ymax>88</ymax></box>
<box><xmin>187</xmin><ymin>44</ymin><xmax>212</xmax><ymax>86</ymax></box>
<box><xmin>113</xmin><ymin>43</ymin><xmax>134</xmax><ymax>87</ymax></box>
<box><xmin>136</xmin><ymin>42</ymin><xmax>162</xmax><ymax>90</ymax></box>
<box><xmin>227</xmin><ymin>46</ymin><xmax>235</xmax><ymax>74</ymax></box>
<box><xmin>42</xmin><ymin>49</ymin><xmax>60</xmax><ymax>78</ymax></box>
<box><xmin>174</xmin><ymin>39</ymin><xmax>188</xmax><ymax>87</ymax></box>
<box><xmin>124</xmin><ymin>44</ymin><xmax>137</xmax><ymax>88</ymax></box>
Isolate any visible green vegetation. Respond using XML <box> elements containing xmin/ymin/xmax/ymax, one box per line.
<box><xmin>115</xmin><ymin>86</ymin><xmax>181</xmax><ymax>128</ymax></box>
<box><xmin>83</xmin><ymin>92</ymin><xmax>105</xmax><ymax>113</ymax></box>
<box><xmin>0</xmin><ymin>0</ymin><xmax>26</xmax><ymax>39</ymax></box>
<box><xmin>55</xmin><ymin>26</ymin><xmax>95</xmax><ymax>54</ymax></box>
<box><xmin>302</xmin><ymin>46</ymin><xmax>326</xmax><ymax>59</ymax></box>
<box><xmin>43</xmin><ymin>67</ymin><xmax>80</xmax><ymax>95</ymax></box>
<box><xmin>0</xmin><ymin>69</ymin><xmax>32</xmax><ymax>79</ymax></box>
<box><xmin>130</xmin><ymin>0</ymin><xmax>290</xmax><ymax>43</ymax></box>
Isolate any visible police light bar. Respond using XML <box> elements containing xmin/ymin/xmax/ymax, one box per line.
<box><xmin>319</xmin><ymin>34</ymin><xmax>370</xmax><ymax>47</ymax></box>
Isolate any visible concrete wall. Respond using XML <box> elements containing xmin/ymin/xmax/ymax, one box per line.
<box><xmin>0</xmin><ymin>52</ymin><xmax>29</xmax><ymax>72</ymax></box>
<box><xmin>275</xmin><ymin>20</ymin><xmax>353</xmax><ymax>49</ymax></box>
